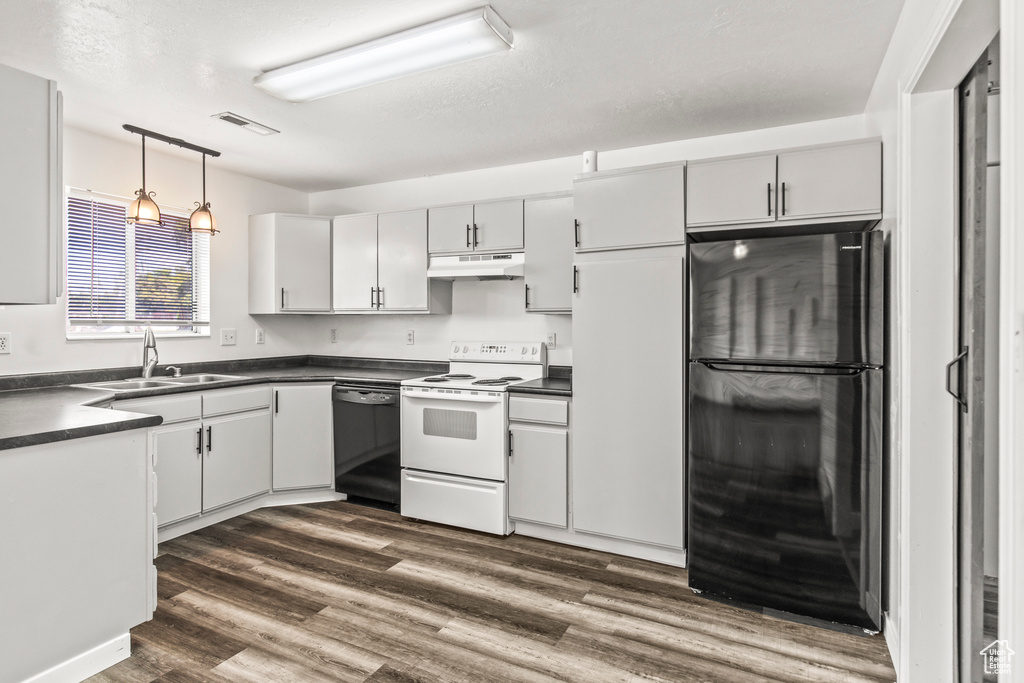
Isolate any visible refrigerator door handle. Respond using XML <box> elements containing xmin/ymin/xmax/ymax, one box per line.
<box><xmin>945</xmin><ymin>347</ymin><xmax>969</xmax><ymax>412</ymax></box>
<box><xmin>697</xmin><ymin>361</ymin><xmax>865</xmax><ymax>376</ymax></box>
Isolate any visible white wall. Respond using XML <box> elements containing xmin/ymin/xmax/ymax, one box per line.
<box><xmin>863</xmin><ymin>0</ymin><xmax>1000</xmax><ymax>679</ymax></box>
<box><xmin>308</xmin><ymin>115</ymin><xmax>867</xmax><ymax>366</ymax></box>
<box><xmin>0</xmin><ymin>127</ymin><xmax>311</xmax><ymax>376</ymax></box>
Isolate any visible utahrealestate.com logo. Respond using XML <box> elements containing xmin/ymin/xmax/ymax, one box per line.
<box><xmin>981</xmin><ymin>640</ymin><xmax>1015</xmax><ymax>675</ymax></box>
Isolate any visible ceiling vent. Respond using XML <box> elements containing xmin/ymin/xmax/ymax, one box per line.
<box><xmin>212</xmin><ymin>112</ymin><xmax>280</xmax><ymax>136</ymax></box>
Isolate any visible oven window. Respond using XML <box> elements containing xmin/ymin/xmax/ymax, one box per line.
<box><xmin>423</xmin><ymin>408</ymin><xmax>477</xmax><ymax>440</ymax></box>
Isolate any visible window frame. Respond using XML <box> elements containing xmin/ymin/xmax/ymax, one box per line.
<box><xmin>64</xmin><ymin>188</ymin><xmax>211</xmax><ymax>340</ymax></box>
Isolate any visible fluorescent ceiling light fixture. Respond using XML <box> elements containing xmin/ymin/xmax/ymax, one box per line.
<box><xmin>253</xmin><ymin>5</ymin><xmax>513</xmax><ymax>102</ymax></box>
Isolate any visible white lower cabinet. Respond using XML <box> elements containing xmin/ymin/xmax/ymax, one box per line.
<box><xmin>508</xmin><ymin>395</ymin><xmax>569</xmax><ymax>528</ymax></box>
<box><xmin>571</xmin><ymin>250</ymin><xmax>685</xmax><ymax>549</ymax></box>
<box><xmin>116</xmin><ymin>386</ymin><xmax>272</xmax><ymax>527</ymax></box>
<box><xmin>272</xmin><ymin>383</ymin><xmax>334</xmax><ymax>491</ymax></box>
<box><xmin>203</xmin><ymin>408</ymin><xmax>272</xmax><ymax>510</ymax></box>
<box><xmin>152</xmin><ymin>420</ymin><xmax>203</xmax><ymax>526</ymax></box>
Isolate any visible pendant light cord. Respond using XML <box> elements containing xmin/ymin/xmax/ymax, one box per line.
<box><xmin>202</xmin><ymin>154</ymin><xmax>207</xmax><ymax>205</ymax></box>
<box><xmin>141</xmin><ymin>135</ymin><xmax>146</xmax><ymax>190</ymax></box>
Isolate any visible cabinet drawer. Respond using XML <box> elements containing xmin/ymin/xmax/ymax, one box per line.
<box><xmin>115</xmin><ymin>393</ymin><xmax>202</xmax><ymax>424</ymax></box>
<box><xmin>509</xmin><ymin>396</ymin><xmax>568</xmax><ymax>425</ymax></box>
<box><xmin>202</xmin><ymin>386</ymin><xmax>271</xmax><ymax>417</ymax></box>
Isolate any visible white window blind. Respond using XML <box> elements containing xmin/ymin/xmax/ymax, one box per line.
<box><xmin>66</xmin><ymin>192</ymin><xmax>210</xmax><ymax>336</ymax></box>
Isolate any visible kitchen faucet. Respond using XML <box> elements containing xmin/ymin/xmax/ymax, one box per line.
<box><xmin>141</xmin><ymin>327</ymin><xmax>159</xmax><ymax>378</ymax></box>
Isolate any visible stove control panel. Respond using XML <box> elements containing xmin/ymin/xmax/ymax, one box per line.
<box><xmin>449</xmin><ymin>341</ymin><xmax>546</xmax><ymax>363</ymax></box>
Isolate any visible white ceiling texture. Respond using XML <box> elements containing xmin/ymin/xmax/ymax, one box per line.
<box><xmin>0</xmin><ymin>0</ymin><xmax>905</xmax><ymax>192</ymax></box>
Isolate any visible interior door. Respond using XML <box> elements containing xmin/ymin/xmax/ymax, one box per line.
<box><xmin>954</xmin><ymin>48</ymin><xmax>997</xmax><ymax>683</ymax></box>
<box><xmin>332</xmin><ymin>214</ymin><xmax>378</xmax><ymax>311</ymax></box>
<box><xmin>377</xmin><ymin>209</ymin><xmax>428</xmax><ymax>310</ymax></box>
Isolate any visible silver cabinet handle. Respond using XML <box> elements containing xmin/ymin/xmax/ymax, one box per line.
<box><xmin>525</xmin><ymin>284</ymin><xmax>530</xmax><ymax>309</ymax></box>
<box><xmin>466</xmin><ymin>224</ymin><xmax>471</xmax><ymax>248</ymax></box>
<box><xmin>370</xmin><ymin>287</ymin><xmax>376</xmax><ymax>308</ymax></box>
<box><xmin>377</xmin><ymin>288</ymin><xmax>384</xmax><ymax>309</ymax></box>
<box><xmin>573</xmin><ymin>266</ymin><xmax>579</xmax><ymax>294</ymax></box>
<box><xmin>206</xmin><ymin>426</ymin><xmax>212</xmax><ymax>453</ymax></box>
<box><xmin>946</xmin><ymin>347</ymin><xmax>969</xmax><ymax>412</ymax></box>
<box><xmin>473</xmin><ymin>223</ymin><xmax>479</xmax><ymax>248</ymax></box>
<box><xmin>574</xmin><ymin>219</ymin><xmax>580</xmax><ymax>248</ymax></box>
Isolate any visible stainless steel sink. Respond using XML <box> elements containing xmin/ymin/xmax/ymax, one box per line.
<box><xmin>81</xmin><ymin>379</ymin><xmax>179</xmax><ymax>391</ymax></box>
<box><xmin>160</xmin><ymin>374</ymin><xmax>245</xmax><ymax>384</ymax></box>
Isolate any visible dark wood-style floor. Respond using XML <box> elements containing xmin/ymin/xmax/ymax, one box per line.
<box><xmin>89</xmin><ymin>501</ymin><xmax>895</xmax><ymax>682</ymax></box>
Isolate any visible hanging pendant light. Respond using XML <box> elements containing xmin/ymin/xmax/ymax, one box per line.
<box><xmin>126</xmin><ymin>135</ymin><xmax>162</xmax><ymax>225</ymax></box>
<box><xmin>189</xmin><ymin>154</ymin><xmax>219</xmax><ymax>235</ymax></box>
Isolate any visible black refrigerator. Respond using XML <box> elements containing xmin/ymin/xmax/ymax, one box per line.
<box><xmin>687</xmin><ymin>231</ymin><xmax>883</xmax><ymax>631</ymax></box>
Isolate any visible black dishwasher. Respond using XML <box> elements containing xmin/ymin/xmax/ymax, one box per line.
<box><xmin>333</xmin><ymin>384</ymin><xmax>401</xmax><ymax>510</ymax></box>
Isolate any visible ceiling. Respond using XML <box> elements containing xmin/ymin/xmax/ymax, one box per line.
<box><xmin>0</xmin><ymin>0</ymin><xmax>905</xmax><ymax>193</ymax></box>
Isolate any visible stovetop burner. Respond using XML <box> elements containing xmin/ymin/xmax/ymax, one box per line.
<box><xmin>499</xmin><ymin>376</ymin><xmax>522</xmax><ymax>381</ymax></box>
<box><xmin>443</xmin><ymin>374</ymin><xmax>475</xmax><ymax>379</ymax></box>
<box><xmin>422</xmin><ymin>377</ymin><xmax>449</xmax><ymax>383</ymax></box>
<box><xmin>472</xmin><ymin>379</ymin><xmax>511</xmax><ymax>386</ymax></box>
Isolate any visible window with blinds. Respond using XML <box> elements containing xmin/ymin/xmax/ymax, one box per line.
<box><xmin>66</xmin><ymin>191</ymin><xmax>210</xmax><ymax>337</ymax></box>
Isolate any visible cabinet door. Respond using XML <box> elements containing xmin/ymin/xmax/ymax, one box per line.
<box><xmin>378</xmin><ymin>209</ymin><xmax>429</xmax><ymax>310</ymax></box>
<box><xmin>573</xmin><ymin>165</ymin><xmax>685</xmax><ymax>251</ymax></box>
<box><xmin>777</xmin><ymin>140</ymin><xmax>881</xmax><ymax>221</ymax></box>
<box><xmin>473</xmin><ymin>199</ymin><xmax>523</xmax><ymax>252</ymax></box>
<box><xmin>428</xmin><ymin>204</ymin><xmax>474</xmax><ymax>254</ymax></box>
<box><xmin>524</xmin><ymin>196</ymin><xmax>573</xmax><ymax>312</ymax></box>
<box><xmin>153</xmin><ymin>421</ymin><xmax>203</xmax><ymax>527</ymax></box>
<box><xmin>272</xmin><ymin>385</ymin><xmax>333</xmax><ymax>491</ymax></box>
<box><xmin>686</xmin><ymin>154</ymin><xmax>777</xmax><ymax>227</ymax></box>
<box><xmin>275</xmin><ymin>215</ymin><xmax>332</xmax><ymax>311</ymax></box>
<box><xmin>509</xmin><ymin>425</ymin><xmax>567</xmax><ymax>527</ymax></box>
<box><xmin>0</xmin><ymin>65</ymin><xmax>60</xmax><ymax>304</ymax></box>
<box><xmin>332</xmin><ymin>214</ymin><xmax>378</xmax><ymax>311</ymax></box>
<box><xmin>203</xmin><ymin>410</ymin><xmax>271</xmax><ymax>511</ymax></box>
<box><xmin>571</xmin><ymin>254</ymin><xmax>685</xmax><ymax>548</ymax></box>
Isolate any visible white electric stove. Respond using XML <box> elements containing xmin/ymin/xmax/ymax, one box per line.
<box><xmin>399</xmin><ymin>342</ymin><xmax>546</xmax><ymax>535</ymax></box>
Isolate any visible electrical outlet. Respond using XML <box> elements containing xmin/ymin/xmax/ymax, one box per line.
<box><xmin>406</xmin><ymin>330</ymin><xmax>415</xmax><ymax>345</ymax></box>
<box><xmin>220</xmin><ymin>328</ymin><xmax>236</xmax><ymax>346</ymax></box>
<box><xmin>330</xmin><ymin>328</ymin><xmax>338</xmax><ymax>343</ymax></box>
<box><xmin>255</xmin><ymin>328</ymin><xmax>265</xmax><ymax>344</ymax></box>
<box><xmin>0</xmin><ymin>333</ymin><xmax>10</xmax><ymax>354</ymax></box>
<box><xmin>546</xmin><ymin>333</ymin><xmax>556</xmax><ymax>350</ymax></box>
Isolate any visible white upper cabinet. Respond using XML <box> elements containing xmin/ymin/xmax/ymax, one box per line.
<box><xmin>0</xmin><ymin>63</ymin><xmax>61</xmax><ymax>305</ymax></box>
<box><xmin>573</xmin><ymin>164</ymin><xmax>686</xmax><ymax>252</ymax></box>
<box><xmin>249</xmin><ymin>213</ymin><xmax>332</xmax><ymax>314</ymax></box>
<box><xmin>332</xmin><ymin>213</ymin><xmax>378</xmax><ymax>311</ymax></box>
<box><xmin>776</xmin><ymin>141</ymin><xmax>882</xmax><ymax>221</ymax></box>
<box><xmin>333</xmin><ymin>209</ymin><xmax>446</xmax><ymax>313</ymax></box>
<box><xmin>428</xmin><ymin>199</ymin><xmax>523</xmax><ymax>254</ymax></box>
<box><xmin>378</xmin><ymin>209</ymin><xmax>430</xmax><ymax>310</ymax></box>
<box><xmin>686</xmin><ymin>154</ymin><xmax>777</xmax><ymax>227</ymax></box>
<box><xmin>686</xmin><ymin>139</ymin><xmax>882</xmax><ymax>232</ymax></box>
<box><xmin>523</xmin><ymin>194</ymin><xmax>574</xmax><ymax>313</ymax></box>
<box><xmin>472</xmin><ymin>199</ymin><xmax>524</xmax><ymax>252</ymax></box>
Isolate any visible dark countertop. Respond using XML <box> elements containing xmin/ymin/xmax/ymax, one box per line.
<box><xmin>0</xmin><ymin>356</ymin><xmax>570</xmax><ymax>451</ymax></box>
<box><xmin>0</xmin><ymin>386</ymin><xmax>162</xmax><ymax>451</ymax></box>
<box><xmin>508</xmin><ymin>377</ymin><xmax>572</xmax><ymax>397</ymax></box>
<box><xmin>0</xmin><ymin>358</ymin><xmax>446</xmax><ymax>452</ymax></box>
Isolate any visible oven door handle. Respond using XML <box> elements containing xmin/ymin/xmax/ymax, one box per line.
<box><xmin>401</xmin><ymin>391</ymin><xmax>505</xmax><ymax>404</ymax></box>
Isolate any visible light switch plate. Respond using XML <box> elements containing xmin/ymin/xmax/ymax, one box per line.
<box><xmin>220</xmin><ymin>328</ymin><xmax>237</xmax><ymax>346</ymax></box>
<box><xmin>330</xmin><ymin>328</ymin><xmax>338</xmax><ymax>343</ymax></box>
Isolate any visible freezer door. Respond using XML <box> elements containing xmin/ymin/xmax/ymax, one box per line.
<box><xmin>689</xmin><ymin>231</ymin><xmax>883</xmax><ymax>366</ymax></box>
<box><xmin>687</xmin><ymin>361</ymin><xmax>882</xmax><ymax>630</ymax></box>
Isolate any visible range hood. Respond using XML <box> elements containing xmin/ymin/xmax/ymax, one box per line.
<box><xmin>427</xmin><ymin>252</ymin><xmax>525</xmax><ymax>280</ymax></box>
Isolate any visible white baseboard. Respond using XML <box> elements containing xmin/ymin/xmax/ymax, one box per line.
<box><xmin>157</xmin><ymin>488</ymin><xmax>343</xmax><ymax>543</ymax></box>
<box><xmin>883</xmin><ymin>611</ymin><xmax>900</xmax><ymax>681</ymax></box>
<box><xmin>22</xmin><ymin>632</ymin><xmax>131</xmax><ymax>683</ymax></box>
<box><xmin>513</xmin><ymin>520</ymin><xmax>687</xmax><ymax>567</ymax></box>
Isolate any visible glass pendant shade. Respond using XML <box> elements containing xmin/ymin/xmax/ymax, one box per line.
<box><xmin>127</xmin><ymin>136</ymin><xmax>162</xmax><ymax>225</ymax></box>
<box><xmin>189</xmin><ymin>201</ymin><xmax>218</xmax><ymax>234</ymax></box>
<box><xmin>127</xmin><ymin>188</ymin><xmax>161</xmax><ymax>225</ymax></box>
